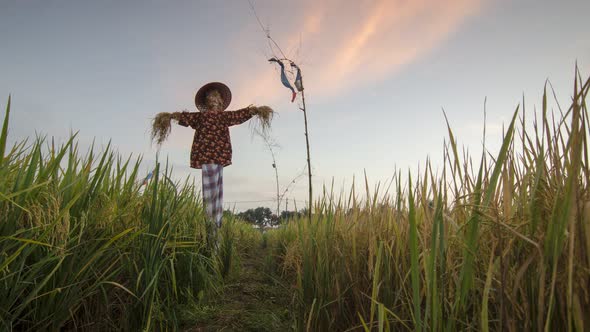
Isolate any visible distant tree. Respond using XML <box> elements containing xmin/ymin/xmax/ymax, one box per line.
<box><xmin>279</xmin><ymin>210</ymin><xmax>303</xmax><ymax>222</ymax></box>
<box><xmin>237</xmin><ymin>207</ymin><xmax>274</xmax><ymax>229</ymax></box>
<box><xmin>237</xmin><ymin>209</ymin><xmax>255</xmax><ymax>224</ymax></box>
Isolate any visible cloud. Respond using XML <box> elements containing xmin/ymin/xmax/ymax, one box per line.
<box><xmin>232</xmin><ymin>0</ymin><xmax>482</xmax><ymax>104</ymax></box>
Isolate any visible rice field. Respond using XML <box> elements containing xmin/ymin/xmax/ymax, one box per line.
<box><xmin>0</xmin><ymin>96</ymin><xmax>262</xmax><ymax>330</ymax></box>
<box><xmin>265</xmin><ymin>72</ymin><xmax>590</xmax><ymax>331</ymax></box>
<box><xmin>1</xmin><ymin>70</ymin><xmax>589</xmax><ymax>331</ymax></box>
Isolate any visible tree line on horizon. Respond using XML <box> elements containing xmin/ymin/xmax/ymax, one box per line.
<box><xmin>225</xmin><ymin>207</ymin><xmax>308</xmax><ymax>228</ymax></box>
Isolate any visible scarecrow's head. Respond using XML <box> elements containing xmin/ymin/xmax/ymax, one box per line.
<box><xmin>205</xmin><ymin>89</ymin><xmax>224</xmax><ymax>112</ymax></box>
<box><xmin>195</xmin><ymin>82</ymin><xmax>232</xmax><ymax>112</ymax></box>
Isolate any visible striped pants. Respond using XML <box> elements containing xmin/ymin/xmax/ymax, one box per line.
<box><xmin>202</xmin><ymin>164</ymin><xmax>224</xmax><ymax>228</ymax></box>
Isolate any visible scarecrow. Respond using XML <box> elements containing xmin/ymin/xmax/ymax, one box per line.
<box><xmin>151</xmin><ymin>82</ymin><xmax>273</xmax><ymax>246</ymax></box>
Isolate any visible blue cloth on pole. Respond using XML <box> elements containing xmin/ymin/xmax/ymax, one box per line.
<box><xmin>142</xmin><ymin>170</ymin><xmax>153</xmax><ymax>186</ymax></box>
<box><xmin>268</xmin><ymin>58</ymin><xmax>297</xmax><ymax>102</ymax></box>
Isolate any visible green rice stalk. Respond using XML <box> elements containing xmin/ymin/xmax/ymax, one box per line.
<box><xmin>480</xmin><ymin>248</ymin><xmax>498</xmax><ymax>332</ymax></box>
<box><xmin>408</xmin><ymin>173</ymin><xmax>423</xmax><ymax>331</ymax></box>
<box><xmin>0</xmin><ymin>95</ymin><xmax>11</xmax><ymax>167</ymax></box>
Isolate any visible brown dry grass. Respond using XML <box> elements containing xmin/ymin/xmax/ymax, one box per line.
<box><xmin>151</xmin><ymin>112</ymin><xmax>174</xmax><ymax>145</ymax></box>
<box><xmin>251</xmin><ymin>105</ymin><xmax>274</xmax><ymax>136</ymax></box>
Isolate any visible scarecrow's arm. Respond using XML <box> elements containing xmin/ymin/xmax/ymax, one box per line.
<box><xmin>223</xmin><ymin>107</ymin><xmax>255</xmax><ymax>126</ymax></box>
<box><xmin>174</xmin><ymin>111</ymin><xmax>201</xmax><ymax>128</ymax></box>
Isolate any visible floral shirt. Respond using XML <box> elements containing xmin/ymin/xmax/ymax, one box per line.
<box><xmin>177</xmin><ymin>108</ymin><xmax>255</xmax><ymax>169</ymax></box>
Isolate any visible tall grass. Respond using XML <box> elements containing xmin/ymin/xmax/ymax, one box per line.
<box><xmin>267</xmin><ymin>71</ymin><xmax>590</xmax><ymax>331</ymax></box>
<box><xmin>0</xmin><ymin>97</ymin><xmax>260</xmax><ymax>331</ymax></box>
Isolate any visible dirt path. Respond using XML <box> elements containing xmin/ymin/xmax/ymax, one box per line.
<box><xmin>183</xmin><ymin>245</ymin><xmax>295</xmax><ymax>331</ymax></box>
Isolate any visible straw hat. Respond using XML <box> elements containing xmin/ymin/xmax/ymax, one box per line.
<box><xmin>194</xmin><ymin>82</ymin><xmax>232</xmax><ymax>112</ymax></box>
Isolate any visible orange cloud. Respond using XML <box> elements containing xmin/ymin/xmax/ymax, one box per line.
<box><xmin>232</xmin><ymin>0</ymin><xmax>482</xmax><ymax>104</ymax></box>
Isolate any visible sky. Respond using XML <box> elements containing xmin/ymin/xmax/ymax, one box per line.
<box><xmin>1</xmin><ymin>0</ymin><xmax>589</xmax><ymax>212</ymax></box>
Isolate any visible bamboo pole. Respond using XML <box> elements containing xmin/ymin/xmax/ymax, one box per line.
<box><xmin>300</xmin><ymin>85</ymin><xmax>312</xmax><ymax>223</ymax></box>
